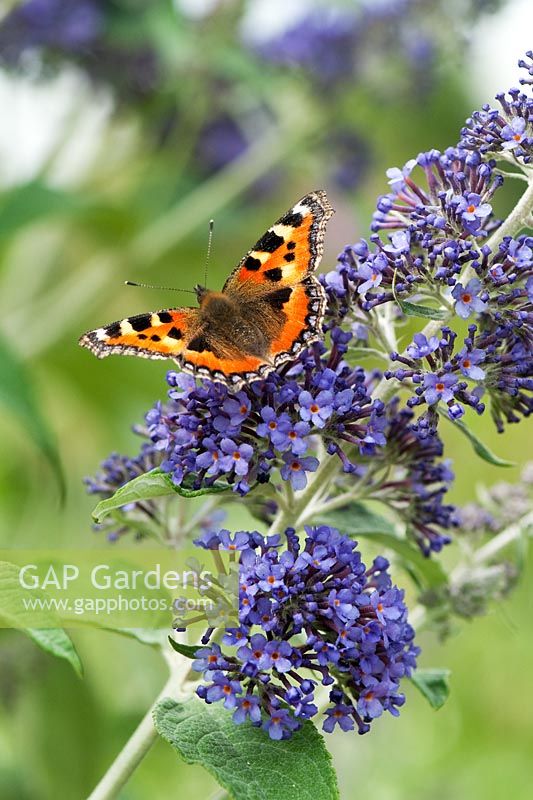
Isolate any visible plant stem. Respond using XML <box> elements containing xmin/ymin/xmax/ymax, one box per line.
<box><xmin>484</xmin><ymin>177</ymin><xmax>533</xmax><ymax>251</ymax></box>
<box><xmin>268</xmin><ymin>454</ymin><xmax>340</xmax><ymax>535</ymax></box>
<box><xmin>408</xmin><ymin>509</ymin><xmax>533</xmax><ymax>632</ymax></box>
<box><xmin>472</xmin><ymin>510</ymin><xmax>533</xmax><ymax>564</ymax></box>
<box><xmin>86</xmin><ymin>650</ymin><xmax>192</xmax><ymax>800</ymax></box>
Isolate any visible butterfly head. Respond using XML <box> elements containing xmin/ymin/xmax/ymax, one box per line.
<box><xmin>194</xmin><ymin>284</ymin><xmax>209</xmax><ymax>304</ymax></box>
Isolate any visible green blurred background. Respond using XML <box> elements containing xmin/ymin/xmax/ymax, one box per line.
<box><xmin>0</xmin><ymin>1</ymin><xmax>532</xmax><ymax>798</ymax></box>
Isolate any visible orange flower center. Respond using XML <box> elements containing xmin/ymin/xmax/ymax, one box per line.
<box><xmin>436</xmin><ymin>382</ymin><xmax>445</xmax><ymax>392</ymax></box>
<box><xmin>466</xmin><ymin>204</ymin><xmax>476</xmax><ymax>213</ymax></box>
<box><xmin>462</xmin><ymin>293</ymin><xmax>472</xmax><ymax>303</ymax></box>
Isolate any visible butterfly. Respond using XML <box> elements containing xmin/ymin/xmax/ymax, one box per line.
<box><xmin>79</xmin><ymin>190</ymin><xmax>334</xmax><ymax>389</ymax></box>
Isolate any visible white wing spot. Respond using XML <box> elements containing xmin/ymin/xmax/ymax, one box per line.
<box><xmin>120</xmin><ymin>320</ymin><xmax>135</xmax><ymax>335</ymax></box>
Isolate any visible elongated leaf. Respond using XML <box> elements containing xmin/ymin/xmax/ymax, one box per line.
<box><xmin>410</xmin><ymin>668</ymin><xmax>450</xmax><ymax>709</ymax></box>
<box><xmin>0</xmin><ymin>335</ymin><xmax>64</xmax><ymax>496</ymax></box>
<box><xmin>92</xmin><ymin>468</ymin><xmax>228</xmax><ymax>523</ymax></box>
<box><xmin>168</xmin><ymin>636</ymin><xmax>199</xmax><ymax>659</ymax></box>
<box><xmin>154</xmin><ymin>697</ymin><xmax>339</xmax><ymax>800</ymax></box>
<box><xmin>396</xmin><ymin>298</ymin><xmax>448</xmax><ymax>320</ymax></box>
<box><xmin>317</xmin><ymin>503</ymin><xmax>395</xmax><ymax>536</ymax></box>
<box><xmin>0</xmin><ymin>561</ymin><xmax>82</xmax><ymax>676</ymax></box>
<box><xmin>101</xmin><ymin>628</ymin><xmax>169</xmax><ymax>647</ymax></box>
<box><xmin>392</xmin><ymin>270</ymin><xmax>448</xmax><ymax>320</ymax></box>
<box><xmin>24</xmin><ymin>628</ymin><xmax>83</xmax><ymax>677</ymax></box>
<box><xmin>438</xmin><ymin>410</ymin><xmax>514</xmax><ymax>467</ymax></box>
<box><xmin>346</xmin><ymin>347</ymin><xmax>389</xmax><ymax>362</ymax></box>
<box><xmin>317</xmin><ymin>505</ymin><xmax>447</xmax><ymax>588</ymax></box>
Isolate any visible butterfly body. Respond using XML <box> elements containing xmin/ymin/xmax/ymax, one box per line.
<box><xmin>80</xmin><ymin>190</ymin><xmax>334</xmax><ymax>388</ymax></box>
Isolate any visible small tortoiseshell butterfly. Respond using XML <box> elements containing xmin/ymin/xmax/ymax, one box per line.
<box><xmin>79</xmin><ymin>190</ymin><xmax>334</xmax><ymax>389</ymax></box>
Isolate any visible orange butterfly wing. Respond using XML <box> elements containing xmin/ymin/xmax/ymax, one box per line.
<box><xmin>79</xmin><ymin>309</ymin><xmax>199</xmax><ymax>360</ymax></box>
<box><xmin>220</xmin><ymin>190</ymin><xmax>333</xmax><ymax>370</ymax></box>
<box><xmin>223</xmin><ymin>190</ymin><xmax>334</xmax><ymax>297</ymax></box>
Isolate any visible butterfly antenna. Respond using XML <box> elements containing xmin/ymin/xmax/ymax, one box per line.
<box><xmin>204</xmin><ymin>219</ymin><xmax>214</xmax><ymax>288</ymax></box>
<box><xmin>124</xmin><ymin>281</ymin><xmax>196</xmax><ymax>295</ymax></box>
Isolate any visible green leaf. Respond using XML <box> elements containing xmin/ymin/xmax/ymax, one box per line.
<box><xmin>153</xmin><ymin>697</ymin><xmax>339</xmax><ymax>800</ymax></box>
<box><xmin>100</xmin><ymin>627</ymin><xmax>169</xmax><ymax>647</ymax></box>
<box><xmin>24</xmin><ymin>628</ymin><xmax>83</xmax><ymax>677</ymax></box>
<box><xmin>317</xmin><ymin>503</ymin><xmax>396</xmax><ymax>536</ymax></box>
<box><xmin>0</xmin><ymin>561</ymin><xmax>82</xmax><ymax>676</ymax></box>
<box><xmin>0</xmin><ymin>335</ymin><xmax>65</xmax><ymax>497</ymax></box>
<box><xmin>391</xmin><ymin>270</ymin><xmax>448</xmax><ymax>320</ymax></box>
<box><xmin>167</xmin><ymin>636</ymin><xmax>199</xmax><ymax>658</ymax></box>
<box><xmin>317</xmin><ymin>505</ymin><xmax>447</xmax><ymax>588</ymax></box>
<box><xmin>396</xmin><ymin>298</ymin><xmax>448</xmax><ymax>320</ymax></box>
<box><xmin>410</xmin><ymin>668</ymin><xmax>451</xmax><ymax>709</ymax></box>
<box><xmin>92</xmin><ymin>468</ymin><xmax>228</xmax><ymax>523</ymax></box>
<box><xmin>346</xmin><ymin>346</ymin><xmax>389</xmax><ymax>362</ymax></box>
<box><xmin>438</xmin><ymin>410</ymin><xmax>514</xmax><ymax>467</ymax></box>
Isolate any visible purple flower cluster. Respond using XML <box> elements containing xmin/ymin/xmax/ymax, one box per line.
<box><xmin>457</xmin><ymin>462</ymin><xmax>533</xmax><ymax>535</ymax></box>
<box><xmin>0</xmin><ymin>0</ymin><xmax>160</xmax><ymax>100</ymax></box>
<box><xmin>194</xmin><ymin>114</ymin><xmax>249</xmax><ymax>178</ymax></box>
<box><xmin>191</xmin><ymin>526</ymin><xmax>418</xmax><ymax>739</ymax></box>
<box><xmin>321</xmin><ymin>147</ymin><xmax>506</xmax><ymax>321</ymax></box>
<box><xmin>320</xmin><ymin>83</ymin><xmax>533</xmax><ymax>434</ymax></box>
<box><xmin>146</xmin><ymin>340</ymin><xmax>387</xmax><ymax>496</ymax></box>
<box><xmin>372</xmin><ymin>400</ymin><xmax>457</xmax><ymax>554</ymax></box>
<box><xmin>249</xmin><ymin>0</ymin><xmax>448</xmax><ymax>96</ymax></box>
<box><xmin>253</xmin><ymin>6</ymin><xmax>363</xmax><ymax>84</ymax></box>
<box><xmin>460</xmin><ymin>52</ymin><xmax>533</xmax><ymax>164</ymax></box>
<box><xmin>386</xmin><ymin>322</ymin><xmax>533</xmax><ymax>432</ymax></box>
<box><xmin>0</xmin><ymin>0</ymin><xmax>103</xmax><ymax>60</ymax></box>
<box><xmin>372</xmin><ymin>148</ymin><xmax>502</xmax><ymax>240</ymax></box>
<box><xmin>85</xmin><ymin>440</ymin><xmax>162</xmax><ymax>542</ymax></box>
